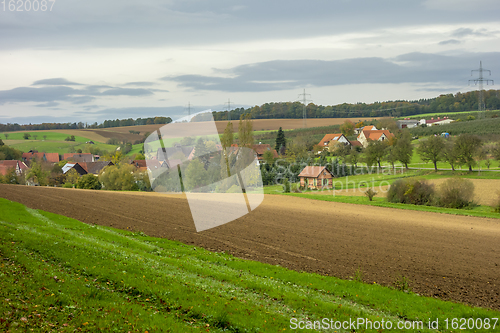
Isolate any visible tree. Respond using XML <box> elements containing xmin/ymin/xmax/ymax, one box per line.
<box><xmin>393</xmin><ymin>131</ymin><xmax>413</xmax><ymax>169</ymax></box>
<box><xmin>221</xmin><ymin>122</ymin><xmax>234</xmax><ymax>150</ymax></box>
<box><xmin>364</xmin><ymin>140</ymin><xmax>387</xmax><ymax>168</ymax></box>
<box><xmin>348</xmin><ymin>149</ymin><xmax>360</xmax><ymax>168</ymax></box>
<box><xmin>376</xmin><ymin>118</ymin><xmax>398</xmax><ymax>132</ymax></box>
<box><xmin>25</xmin><ymin>161</ymin><xmax>48</xmax><ymax>186</ymax></box>
<box><xmin>262</xmin><ymin>150</ymin><xmax>275</xmax><ymax>165</ymax></box>
<box><xmin>76</xmin><ymin>174</ymin><xmax>102</xmax><ymax>190</ymax></box>
<box><xmin>340</xmin><ymin>120</ymin><xmax>355</xmax><ymax>136</ymax></box>
<box><xmin>492</xmin><ymin>142</ymin><xmax>500</xmax><ymax>162</ymax></box>
<box><xmin>385</xmin><ymin>145</ymin><xmax>398</xmax><ymax>170</ymax></box>
<box><xmin>183</xmin><ymin>159</ymin><xmax>208</xmax><ymax>191</ymax></box>
<box><xmin>98</xmin><ymin>163</ymin><xmax>138</xmax><ymax>191</ymax></box>
<box><xmin>33</xmin><ymin>134</ymin><xmax>38</xmax><ymax>140</ymax></box>
<box><xmin>417</xmin><ymin>136</ymin><xmax>444</xmax><ymax>171</ymax></box>
<box><xmin>23</xmin><ymin>133</ymin><xmax>31</xmax><ymax>140</ymax></box>
<box><xmin>275</xmin><ymin>127</ymin><xmax>286</xmax><ymax>153</ymax></box>
<box><xmin>454</xmin><ymin>134</ymin><xmax>482</xmax><ymax>172</ymax></box>
<box><xmin>4</xmin><ymin>133</ymin><xmax>8</xmax><ymax>140</ymax></box>
<box><xmin>194</xmin><ymin>138</ymin><xmax>210</xmax><ymax>168</ymax></box>
<box><xmin>238</xmin><ymin>113</ymin><xmax>254</xmax><ymax>148</ymax></box>
<box><xmin>43</xmin><ymin>135</ymin><xmax>47</xmax><ymax>140</ymax></box>
<box><xmin>442</xmin><ymin>140</ymin><xmax>459</xmax><ymax>171</ymax></box>
<box><xmin>65</xmin><ymin>169</ymin><xmax>80</xmax><ymax>184</ymax></box>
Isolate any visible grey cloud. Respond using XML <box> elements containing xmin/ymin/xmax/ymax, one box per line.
<box><xmin>0</xmin><ymin>81</ymin><xmax>160</xmax><ymax>105</ymax></box>
<box><xmin>100</xmin><ymin>88</ymin><xmax>154</xmax><ymax>96</ymax></box>
<box><xmin>35</xmin><ymin>102</ymin><xmax>60</xmax><ymax>107</ymax></box>
<box><xmin>164</xmin><ymin>52</ymin><xmax>500</xmax><ymax>92</ymax></box>
<box><xmin>32</xmin><ymin>78</ymin><xmax>84</xmax><ymax>86</ymax></box>
<box><xmin>451</xmin><ymin>28</ymin><xmax>488</xmax><ymax>38</ymax></box>
<box><xmin>438</xmin><ymin>39</ymin><xmax>462</xmax><ymax>45</ymax></box>
<box><xmin>123</xmin><ymin>81</ymin><xmax>157</xmax><ymax>87</ymax></box>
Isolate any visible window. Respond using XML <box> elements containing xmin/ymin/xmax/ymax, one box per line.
<box><xmin>322</xmin><ymin>178</ymin><xmax>328</xmax><ymax>186</ymax></box>
<box><xmin>313</xmin><ymin>178</ymin><xmax>317</xmax><ymax>187</ymax></box>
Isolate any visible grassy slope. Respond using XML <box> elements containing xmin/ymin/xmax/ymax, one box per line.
<box><xmin>1</xmin><ymin>198</ymin><xmax>499</xmax><ymax>332</ymax></box>
<box><xmin>2</xmin><ymin>132</ymin><xmax>119</xmax><ymax>154</ymax></box>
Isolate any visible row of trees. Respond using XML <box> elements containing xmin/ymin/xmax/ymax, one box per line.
<box><xmin>0</xmin><ymin>116</ymin><xmax>172</xmax><ymax>132</ymax></box>
<box><xmin>211</xmin><ymin>90</ymin><xmax>500</xmax><ymax>121</ymax></box>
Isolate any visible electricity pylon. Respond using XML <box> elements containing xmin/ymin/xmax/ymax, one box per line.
<box><xmin>298</xmin><ymin>89</ymin><xmax>312</xmax><ymax>128</ymax></box>
<box><xmin>469</xmin><ymin>61</ymin><xmax>494</xmax><ymax>119</ymax></box>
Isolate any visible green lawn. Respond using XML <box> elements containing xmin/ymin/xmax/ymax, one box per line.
<box><xmin>2</xmin><ymin>132</ymin><xmax>89</xmax><ymax>142</ymax></box>
<box><xmin>5</xmin><ymin>140</ymin><xmax>118</xmax><ymax>155</ymax></box>
<box><xmin>1</xmin><ymin>198</ymin><xmax>499</xmax><ymax>332</ymax></box>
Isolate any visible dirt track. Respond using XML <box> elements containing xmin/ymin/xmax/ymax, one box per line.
<box><xmin>0</xmin><ymin>185</ymin><xmax>499</xmax><ymax>310</ymax></box>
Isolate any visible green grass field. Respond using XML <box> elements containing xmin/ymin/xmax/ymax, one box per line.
<box><xmin>4</xmin><ymin>140</ymin><xmax>118</xmax><ymax>155</ymax></box>
<box><xmin>1</xmin><ymin>198</ymin><xmax>499</xmax><ymax>332</ymax></box>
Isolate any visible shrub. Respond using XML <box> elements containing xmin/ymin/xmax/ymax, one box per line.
<box><xmin>437</xmin><ymin>178</ymin><xmax>475</xmax><ymax>209</ymax></box>
<box><xmin>493</xmin><ymin>191</ymin><xmax>500</xmax><ymax>213</ymax></box>
<box><xmin>364</xmin><ymin>188</ymin><xmax>377</xmax><ymax>201</ymax></box>
<box><xmin>282</xmin><ymin>178</ymin><xmax>290</xmax><ymax>193</ymax></box>
<box><xmin>76</xmin><ymin>174</ymin><xmax>102</xmax><ymax>190</ymax></box>
<box><xmin>106</xmin><ymin>138</ymin><xmax>120</xmax><ymax>145</ymax></box>
<box><xmin>387</xmin><ymin>178</ymin><xmax>435</xmax><ymax>205</ymax></box>
<box><xmin>62</xmin><ymin>182</ymin><xmax>74</xmax><ymax>188</ymax></box>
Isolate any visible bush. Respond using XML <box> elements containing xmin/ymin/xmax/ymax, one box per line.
<box><xmin>106</xmin><ymin>138</ymin><xmax>120</xmax><ymax>145</ymax></box>
<box><xmin>364</xmin><ymin>188</ymin><xmax>377</xmax><ymax>201</ymax></box>
<box><xmin>62</xmin><ymin>182</ymin><xmax>74</xmax><ymax>188</ymax></box>
<box><xmin>76</xmin><ymin>174</ymin><xmax>102</xmax><ymax>190</ymax></box>
<box><xmin>437</xmin><ymin>178</ymin><xmax>475</xmax><ymax>209</ymax></box>
<box><xmin>282</xmin><ymin>178</ymin><xmax>290</xmax><ymax>193</ymax></box>
<box><xmin>493</xmin><ymin>191</ymin><xmax>500</xmax><ymax>213</ymax></box>
<box><xmin>387</xmin><ymin>178</ymin><xmax>435</xmax><ymax>205</ymax></box>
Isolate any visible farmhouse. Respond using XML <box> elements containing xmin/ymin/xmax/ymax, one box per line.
<box><xmin>298</xmin><ymin>166</ymin><xmax>334</xmax><ymax>190</ymax></box>
<box><xmin>22</xmin><ymin>152</ymin><xmax>60</xmax><ymax>165</ymax></box>
<box><xmin>317</xmin><ymin>134</ymin><xmax>350</xmax><ymax>153</ymax></box>
<box><xmin>397</xmin><ymin>119</ymin><xmax>420</xmax><ymax>129</ymax></box>
<box><xmin>63</xmin><ymin>161</ymin><xmax>114</xmax><ymax>176</ymax></box>
<box><xmin>252</xmin><ymin>144</ymin><xmax>279</xmax><ymax>161</ymax></box>
<box><xmin>0</xmin><ymin>160</ymin><xmax>28</xmax><ymax>176</ymax></box>
<box><xmin>357</xmin><ymin>129</ymin><xmax>394</xmax><ymax>148</ymax></box>
<box><xmin>63</xmin><ymin>153</ymin><xmax>94</xmax><ymax>163</ymax></box>
<box><xmin>422</xmin><ymin>117</ymin><xmax>453</xmax><ymax>126</ymax></box>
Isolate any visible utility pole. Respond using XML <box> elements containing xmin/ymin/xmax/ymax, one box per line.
<box><xmin>224</xmin><ymin>98</ymin><xmax>232</xmax><ymax>121</ymax></box>
<box><xmin>185</xmin><ymin>102</ymin><xmax>193</xmax><ymax>116</ymax></box>
<box><xmin>469</xmin><ymin>61</ymin><xmax>494</xmax><ymax>119</ymax></box>
<box><xmin>297</xmin><ymin>89</ymin><xmax>312</xmax><ymax>128</ymax></box>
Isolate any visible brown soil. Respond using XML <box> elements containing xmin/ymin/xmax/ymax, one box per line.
<box><xmin>0</xmin><ymin>185</ymin><xmax>498</xmax><ymax>310</ymax></box>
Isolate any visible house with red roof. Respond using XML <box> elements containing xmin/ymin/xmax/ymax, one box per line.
<box><xmin>318</xmin><ymin>134</ymin><xmax>350</xmax><ymax>150</ymax></box>
<box><xmin>63</xmin><ymin>153</ymin><xmax>94</xmax><ymax>163</ymax></box>
<box><xmin>0</xmin><ymin>160</ymin><xmax>28</xmax><ymax>176</ymax></box>
<box><xmin>298</xmin><ymin>166</ymin><xmax>334</xmax><ymax>190</ymax></box>
<box><xmin>357</xmin><ymin>129</ymin><xmax>394</xmax><ymax>148</ymax></box>
<box><xmin>22</xmin><ymin>152</ymin><xmax>60</xmax><ymax>164</ymax></box>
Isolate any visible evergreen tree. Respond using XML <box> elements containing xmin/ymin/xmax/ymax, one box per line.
<box><xmin>275</xmin><ymin>127</ymin><xmax>286</xmax><ymax>152</ymax></box>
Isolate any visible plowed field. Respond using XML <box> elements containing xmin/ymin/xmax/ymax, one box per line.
<box><xmin>1</xmin><ymin>184</ymin><xmax>498</xmax><ymax>310</ymax></box>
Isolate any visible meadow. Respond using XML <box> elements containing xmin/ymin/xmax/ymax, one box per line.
<box><xmin>1</xmin><ymin>198</ymin><xmax>499</xmax><ymax>332</ymax></box>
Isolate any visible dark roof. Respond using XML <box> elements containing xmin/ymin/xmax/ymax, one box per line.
<box><xmin>252</xmin><ymin>144</ymin><xmax>279</xmax><ymax>158</ymax></box>
<box><xmin>63</xmin><ymin>153</ymin><xmax>93</xmax><ymax>163</ymax></box>
<box><xmin>78</xmin><ymin>161</ymin><xmax>114</xmax><ymax>175</ymax></box>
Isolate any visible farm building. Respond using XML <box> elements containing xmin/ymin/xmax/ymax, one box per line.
<box><xmin>298</xmin><ymin>166</ymin><xmax>334</xmax><ymax>190</ymax></box>
<box><xmin>318</xmin><ymin>134</ymin><xmax>350</xmax><ymax>149</ymax></box>
<box><xmin>422</xmin><ymin>117</ymin><xmax>453</xmax><ymax>126</ymax></box>
<box><xmin>397</xmin><ymin>119</ymin><xmax>420</xmax><ymax>129</ymax></box>
<box><xmin>63</xmin><ymin>161</ymin><xmax>114</xmax><ymax>176</ymax></box>
<box><xmin>63</xmin><ymin>153</ymin><xmax>94</xmax><ymax>163</ymax></box>
<box><xmin>0</xmin><ymin>160</ymin><xmax>28</xmax><ymax>176</ymax></box>
<box><xmin>252</xmin><ymin>144</ymin><xmax>279</xmax><ymax>161</ymax></box>
<box><xmin>22</xmin><ymin>152</ymin><xmax>60</xmax><ymax>165</ymax></box>
<box><xmin>357</xmin><ymin>129</ymin><xmax>394</xmax><ymax>148</ymax></box>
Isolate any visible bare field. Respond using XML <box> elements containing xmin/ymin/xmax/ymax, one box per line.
<box><xmin>0</xmin><ymin>184</ymin><xmax>498</xmax><ymax>310</ymax></box>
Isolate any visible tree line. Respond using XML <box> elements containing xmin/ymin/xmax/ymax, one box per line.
<box><xmin>212</xmin><ymin>89</ymin><xmax>500</xmax><ymax>121</ymax></box>
<box><xmin>0</xmin><ymin>116</ymin><xmax>172</xmax><ymax>132</ymax></box>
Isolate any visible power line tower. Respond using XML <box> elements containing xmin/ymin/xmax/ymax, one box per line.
<box><xmin>469</xmin><ymin>61</ymin><xmax>494</xmax><ymax>119</ymax></box>
<box><xmin>184</xmin><ymin>102</ymin><xmax>193</xmax><ymax>116</ymax></box>
<box><xmin>297</xmin><ymin>89</ymin><xmax>312</xmax><ymax>128</ymax></box>
<box><xmin>224</xmin><ymin>98</ymin><xmax>233</xmax><ymax>121</ymax></box>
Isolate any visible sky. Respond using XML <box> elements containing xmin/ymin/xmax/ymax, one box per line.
<box><xmin>0</xmin><ymin>0</ymin><xmax>499</xmax><ymax>124</ymax></box>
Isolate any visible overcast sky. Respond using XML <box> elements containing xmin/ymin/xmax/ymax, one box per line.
<box><xmin>0</xmin><ymin>0</ymin><xmax>499</xmax><ymax>124</ymax></box>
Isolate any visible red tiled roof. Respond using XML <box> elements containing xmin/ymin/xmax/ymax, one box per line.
<box><xmin>63</xmin><ymin>153</ymin><xmax>93</xmax><ymax>162</ymax></box>
<box><xmin>131</xmin><ymin>160</ymin><xmax>147</xmax><ymax>168</ymax></box>
<box><xmin>349</xmin><ymin>140</ymin><xmax>362</xmax><ymax>147</ymax></box>
<box><xmin>362</xmin><ymin>130</ymin><xmax>394</xmax><ymax>141</ymax></box>
<box><xmin>318</xmin><ymin>134</ymin><xmax>344</xmax><ymax>147</ymax></box>
<box><xmin>22</xmin><ymin>152</ymin><xmax>59</xmax><ymax>163</ymax></box>
<box><xmin>252</xmin><ymin>144</ymin><xmax>279</xmax><ymax>158</ymax></box>
<box><xmin>0</xmin><ymin>165</ymin><xmax>11</xmax><ymax>176</ymax></box>
<box><xmin>298</xmin><ymin>166</ymin><xmax>333</xmax><ymax>178</ymax></box>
